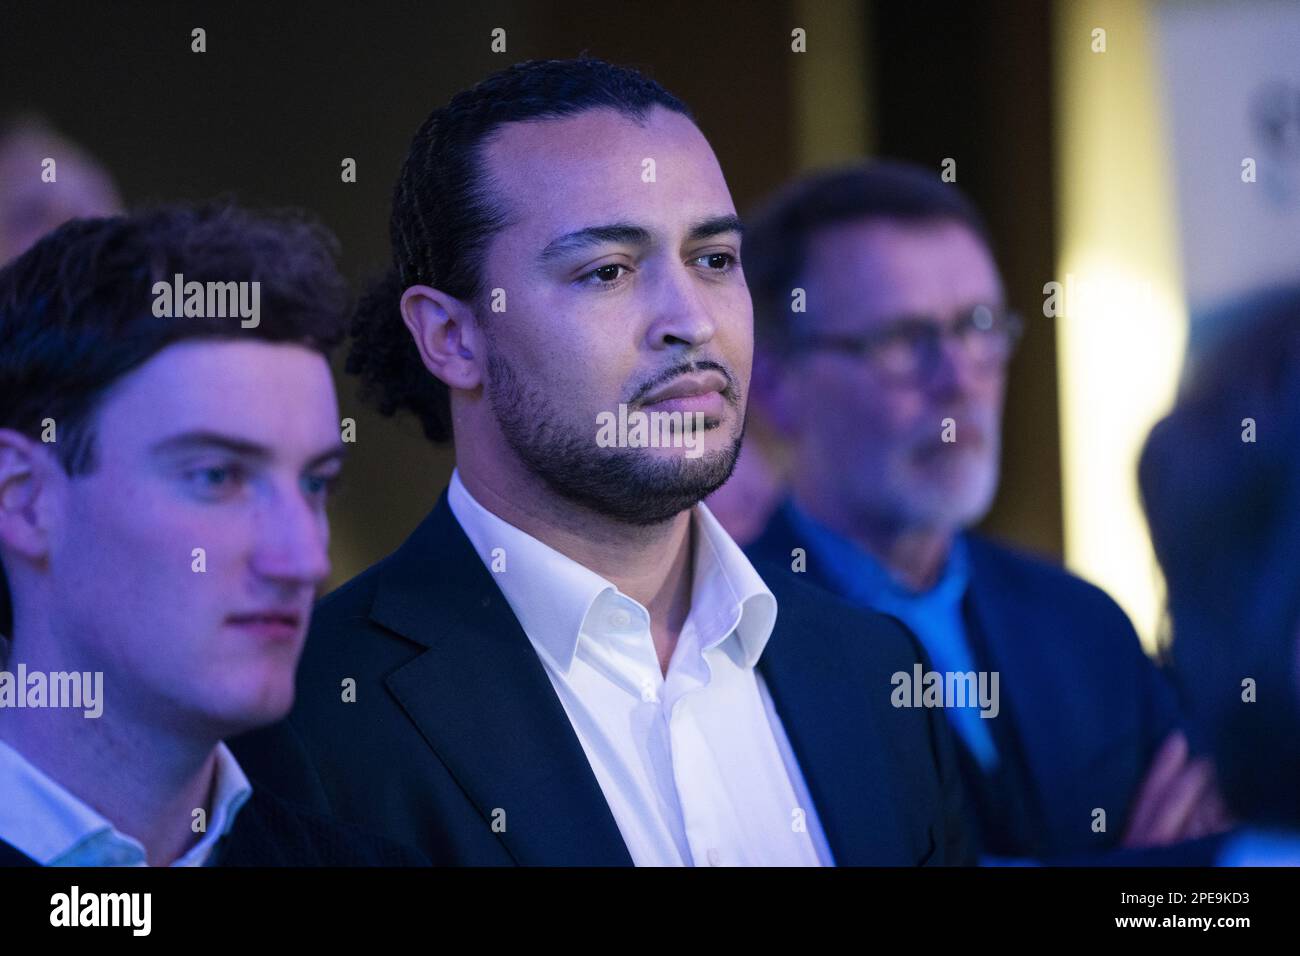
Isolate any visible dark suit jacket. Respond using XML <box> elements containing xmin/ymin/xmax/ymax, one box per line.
<box><xmin>232</xmin><ymin>492</ymin><xmax>974</xmax><ymax>866</ymax></box>
<box><xmin>0</xmin><ymin>788</ymin><xmax>427</xmax><ymax>867</ymax></box>
<box><xmin>748</xmin><ymin>501</ymin><xmax>1207</xmax><ymax>862</ymax></box>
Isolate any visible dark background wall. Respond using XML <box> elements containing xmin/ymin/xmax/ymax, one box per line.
<box><xmin>872</xmin><ymin>0</ymin><xmax>1062</xmax><ymax>558</ymax></box>
<box><xmin>1</xmin><ymin>0</ymin><xmax>1061</xmax><ymax>584</ymax></box>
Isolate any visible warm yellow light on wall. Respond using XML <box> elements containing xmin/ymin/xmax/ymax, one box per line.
<box><xmin>1053</xmin><ymin>0</ymin><xmax>1188</xmax><ymax>651</ymax></box>
<box><xmin>791</xmin><ymin>0</ymin><xmax>871</xmax><ymax>170</ymax></box>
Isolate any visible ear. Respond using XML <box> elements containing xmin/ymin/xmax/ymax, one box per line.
<box><xmin>0</xmin><ymin>429</ymin><xmax>54</xmax><ymax>565</ymax></box>
<box><xmin>400</xmin><ymin>284</ymin><xmax>484</xmax><ymax>391</ymax></box>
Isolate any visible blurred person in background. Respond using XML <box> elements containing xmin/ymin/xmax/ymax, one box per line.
<box><xmin>702</xmin><ymin>404</ymin><xmax>788</xmax><ymax>547</ymax></box>
<box><xmin>1141</xmin><ymin>284</ymin><xmax>1300</xmax><ymax>865</ymax></box>
<box><xmin>743</xmin><ymin>160</ymin><xmax>1233</xmax><ymax>864</ymax></box>
<box><xmin>0</xmin><ymin>116</ymin><xmax>122</xmax><ymax>265</ymax></box>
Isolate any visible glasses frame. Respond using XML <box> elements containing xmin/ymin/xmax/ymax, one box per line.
<box><xmin>788</xmin><ymin>306</ymin><xmax>1025</xmax><ymax>381</ymax></box>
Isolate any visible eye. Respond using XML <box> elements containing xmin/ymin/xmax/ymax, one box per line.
<box><xmin>577</xmin><ymin>263</ymin><xmax>631</xmax><ymax>287</ymax></box>
<box><xmin>692</xmin><ymin>252</ymin><xmax>737</xmax><ymax>272</ymax></box>
<box><xmin>184</xmin><ymin>463</ymin><xmax>247</xmax><ymax>499</ymax></box>
<box><xmin>302</xmin><ymin>471</ymin><xmax>343</xmax><ymax>501</ymax></box>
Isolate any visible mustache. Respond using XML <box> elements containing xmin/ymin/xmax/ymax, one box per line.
<box><xmin>628</xmin><ymin>359</ymin><xmax>740</xmax><ymax>406</ymax></box>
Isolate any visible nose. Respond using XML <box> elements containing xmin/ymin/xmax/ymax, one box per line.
<box><xmin>249</xmin><ymin>483</ymin><xmax>332</xmax><ymax>589</ymax></box>
<box><xmin>645</xmin><ymin>260</ymin><xmax>718</xmax><ymax>350</ymax></box>
<box><xmin>926</xmin><ymin>332</ymin><xmax>983</xmax><ymax>400</ymax></box>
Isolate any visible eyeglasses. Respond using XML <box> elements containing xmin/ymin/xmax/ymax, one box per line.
<box><xmin>789</xmin><ymin>305</ymin><xmax>1024</xmax><ymax>381</ymax></box>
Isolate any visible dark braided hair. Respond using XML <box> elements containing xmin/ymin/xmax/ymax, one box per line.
<box><xmin>347</xmin><ymin>57</ymin><xmax>692</xmax><ymax>443</ymax></box>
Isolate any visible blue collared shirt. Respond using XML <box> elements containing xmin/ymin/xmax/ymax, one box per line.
<box><xmin>785</xmin><ymin>501</ymin><xmax>1000</xmax><ymax>771</ymax></box>
<box><xmin>0</xmin><ymin>737</ymin><xmax>252</xmax><ymax>866</ymax></box>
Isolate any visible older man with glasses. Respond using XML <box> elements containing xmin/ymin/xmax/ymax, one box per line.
<box><xmin>741</xmin><ymin>160</ymin><xmax>1234</xmax><ymax>865</ymax></box>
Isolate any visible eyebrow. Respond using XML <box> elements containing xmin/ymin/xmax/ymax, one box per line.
<box><xmin>536</xmin><ymin>214</ymin><xmax>743</xmax><ymax>264</ymax></box>
<box><xmin>148</xmin><ymin>431</ymin><xmax>348</xmax><ymax>469</ymax></box>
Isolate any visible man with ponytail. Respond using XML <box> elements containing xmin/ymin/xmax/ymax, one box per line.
<box><xmin>234</xmin><ymin>57</ymin><xmax>972</xmax><ymax>867</ymax></box>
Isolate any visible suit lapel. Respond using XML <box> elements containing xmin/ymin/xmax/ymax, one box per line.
<box><xmin>752</xmin><ymin>508</ymin><xmax>922</xmax><ymax>863</ymax></box>
<box><xmin>0</xmin><ymin>838</ymin><xmax>39</xmax><ymax>866</ymax></box>
<box><xmin>962</xmin><ymin>541</ymin><xmax>1062</xmax><ymax>840</ymax></box>
<box><xmin>751</xmin><ymin>500</ymin><xmax>847</xmax><ymax>597</ymax></box>
<box><xmin>370</xmin><ymin>494</ymin><xmax>633</xmax><ymax>866</ymax></box>
<box><xmin>756</xmin><ymin>580</ymin><xmax>912</xmax><ymax>865</ymax></box>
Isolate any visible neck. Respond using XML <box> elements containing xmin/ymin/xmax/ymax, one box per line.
<box><xmin>795</xmin><ymin>493</ymin><xmax>956</xmax><ymax>593</ymax></box>
<box><xmin>0</xmin><ymin>626</ymin><xmax>221</xmax><ymax>866</ymax></box>
<box><xmin>458</xmin><ymin>459</ymin><xmax>695</xmax><ymax>675</ymax></box>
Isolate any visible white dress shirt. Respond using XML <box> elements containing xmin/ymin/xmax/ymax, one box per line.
<box><xmin>0</xmin><ymin>736</ymin><xmax>252</xmax><ymax>866</ymax></box>
<box><xmin>448</xmin><ymin>468</ymin><xmax>834</xmax><ymax>866</ymax></box>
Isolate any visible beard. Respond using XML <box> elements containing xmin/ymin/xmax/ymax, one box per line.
<box><xmin>899</xmin><ymin>452</ymin><xmax>999</xmax><ymax>527</ymax></box>
<box><xmin>488</xmin><ymin>350</ymin><xmax>745</xmax><ymax>526</ymax></box>
<box><xmin>890</xmin><ymin>426</ymin><xmax>1001</xmax><ymax>529</ymax></box>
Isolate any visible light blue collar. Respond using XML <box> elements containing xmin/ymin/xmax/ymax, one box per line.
<box><xmin>784</xmin><ymin>500</ymin><xmax>970</xmax><ymax>611</ymax></box>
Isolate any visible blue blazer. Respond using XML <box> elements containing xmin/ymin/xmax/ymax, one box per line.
<box><xmin>232</xmin><ymin>492</ymin><xmax>973</xmax><ymax>866</ymax></box>
<box><xmin>747</xmin><ymin>501</ymin><xmax>1201</xmax><ymax>862</ymax></box>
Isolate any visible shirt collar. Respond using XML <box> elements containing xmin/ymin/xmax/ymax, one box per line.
<box><xmin>784</xmin><ymin>498</ymin><xmax>970</xmax><ymax>609</ymax></box>
<box><xmin>199</xmin><ymin>742</ymin><xmax>254</xmax><ymax>862</ymax></box>
<box><xmin>447</xmin><ymin>468</ymin><xmax>777</xmax><ymax>672</ymax></box>
<box><xmin>0</xmin><ymin>737</ymin><xmax>252</xmax><ymax>866</ymax></box>
<box><xmin>687</xmin><ymin>494</ymin><xmax>777</xmax><ymax>667</ymax></box>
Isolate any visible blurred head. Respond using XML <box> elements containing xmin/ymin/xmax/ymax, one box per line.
<box><xmin>1140</xmin><ymin>284</ymin><xmax>1300</xmax><ymax>827</ymax></box>
<box><xmin>0</xmin><ymin>204</ymin><xmax>349</xmax><ymax>740</ymax></box>
<box><xmin>0</xmin><ymin>117</ymin><xmax>122</xmax><ymax>265</ymax></box>
<box><xmin>350</xmin><ymin>58</ymin><xmax>750</xmax><ymax>526</ymax></box>
<box><xmin>745</xmin><ymin>161</ymin><xmax>1014</xmax><ymax>539</ymax></box>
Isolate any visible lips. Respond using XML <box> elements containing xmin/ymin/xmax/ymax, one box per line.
<box><xmin>225</xmin><ymin>611</ymin><xmax>304</xmax><ymax>641</ymax></box>
<box><xmin>640</xmin><ymin>370</ymin><xmax>728</xmax><ymax>405</ymax></box>
<box><xmin>639</xmin><ymin>371</ymin><xmax>729</xmax><ymax>416</ymax></box>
